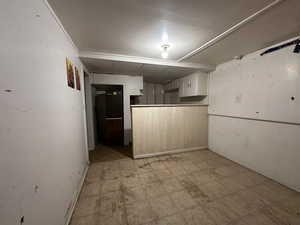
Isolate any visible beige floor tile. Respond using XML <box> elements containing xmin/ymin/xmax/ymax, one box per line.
<box><xmin>121</xmin><ymin>168</ymin><xmax>138</xmax><ymax>178</ymax></box>
<box><xmin>71</xmin><ymin>147</ymin><xmax>300</xmax><ymax>225</ymax></box>
<box><xmin>194</xmin><ymin>161</ymin><xmax>212</xmax><ymax>170</ymax></box>
<box><xmin>199</xmin><ymin>181</ymin><xmax>231</xmax><ymax>200</ymax></box>
<box><xmin>150</xmin><ymin>161</ymin><xmax>168</xmax><ymax>171</ymax></box>
<box><xmin>134</xmin><ymin>159</ymin><xmax>148</xmax><ymax>166</ymax></box>
<box><xmin>153</xmin><ymin>169</ymin><xmax>173</xmax><ymax>181</ymax></box>
<box><xmin>170</xmin><ymin>190</ymin><xmax>197</xmax><ymax>210</ymax></box>
<box><xmin>70</xmin><ymin>213</ymin><xmax>99</xmax><ymax>225</ymax></box>
<box><xmin>237</xmin><ymin>189</ymin><xmax>270</xmax><ymax>212</ymax></box>
<box><xmin>252</xmin><ymin>183</ymin><xmax>290</xmax><ymax>203</ymax></box>
<box><xmin>103</xmin><ymin>169</ymin><xmax>121</xmax><ymax>180</ymax></box>
<box><xmin>121</xmin><ymin>173</ymin><xmax>141</xmax><ymax>188</ymax></box>
<box><xmin>204</xmin><ymin>200</ymin><xmax>239</xmax><ymax>225</ymax></box>
<box><xmin>119</xmin><ymin>160</ymin><xmax>136</xmax><ymax>171</ymax></box>
<box><xmin>125</xmin><ymin>201</ymin><xmax>157</xmax><ymax>225</ymax></box>
<box><xmin>206</xmin><ymin>158</ymin><xmax>227</xmax><ymax>169</ymax></box>
<box><xmin>73</xmin><ymin>196</ymin><xmax>99</xmax><ymax>218</ymax></box>
<box><xmin>99</xmin><ymin>196</ymin><xmax>125</xmax><ymax>221</ymax></box>
<box><xmin>191</xmin><ymin>169</ymin><xmax>217</xmax><ymax>185</ymax></box>
<box><xmin>98</xmin><ymin>214</ymin><xmax>127</xmax><ymax>225</ymax></box>
<box><xmin>144</xmin><ymin>181</ymin><xmax>167</xmax><ymax>198</ymax></box>
<box><xmin>85</xmin><ymin>164</ymin><xmax>103</xmax><ymax>183</ymax></box>
<box><xmin>232</xmin><ymin>171</ymin><xmax>265</xmax><ymax>188</ymax></box>
<box><xmin>243</xmin><ymin>170</ymin><xmax>267</xmax><ymax>185</ymax></box>
<box><xmin>264</xmin><ymin>180</ymin><xmax>298</xmax><ymax>201</ymax></box>
<box><xmin>168</xmin><ymin>166</ymin><xmax>187</xmax><ymax>176</ymax></box>
<box><xmin>178</xmin><ymin>177</ymin><xmax>212</xmax><ymax>204</ymax></box>
<box><xmin>241</xmin><ymin>211</ymin><xmax>278</xmax><ymax>225</ymax></box>
<box><xmin>197</xmin><ymin>150</ymin><xmax>220</xmax><ymax>160</ymax></box>
<box><xmin>220</xmin><ymin>194</ymin><xmax>251</xmax><ymax>217</ymax></box>
<box><xmin>156</xmin><ymin>214</ymin><xmax>187</xmax><ymax>225</ymax></box>
<box><xmin>136</xmin><ymin>161</ymin><xmax>153</xmax><ymax>173</ymax></box>
<box><xmin>102</xmin><ymin>161</ymin><xmax>120</xmax><ymax>173</ymax></box>
<box><xmin>138</xmin><ymin>172</ymin><xmax>159</xmax><ymax>185</ymax></box>
<box><xmin>149</xmin><ymin>195</ymin><xmax>178</xmax><ymax>219</ymax></box>
<box><xmin>217</xmin><ymin>177</ymin><xmax>246</xmax><ymax>194</ymax></box>
<box><xmin>275</xmin><ymin>194</ymin><xmax>300</xmax><ymax>218</ymax></box>
<box><xmin>161</xmin><ymin>177</ymin><xmax>184</xmax><ymax>193</ymax></box>
<box><xmin>101</xmin><ymin>179</ymin><xmax>121</xmax><ymax>193</ymax></box>
<box><xmin>181</xmin><ymin>162</ymin><xmax>200</xmax><ymax>174</ymax></box>
<box><xmin>182</xmin><ymin>206</ymin><xmax>215</xmax><ymax>225</ymax></box>
<box><xmin>214</xmin><ymin>166</ymin><xmax>240</xmax><ymax>177</ymax></box>
<box><xmin>122</xmin><ymin>185</ymin><xmax>147</xmax><ymax>205</ymax></box>
<box><xmin>259</xmin><ymin>203</ymin><xmax>300</xmax><ymax>225</ymax></box>
<box><xmin>80</xmin><ymin>181</ymin><xmax>101</xmax><ymax>198</ymax></box>
<box><xmin>140</xmin><ymin>221</ymin><xmax>158</xmax><ymax>225</ymax></box>
<box><xmin>100</xmin><ymin>190</ymin><xmax>123</xmax><ymax>204</ymax></box>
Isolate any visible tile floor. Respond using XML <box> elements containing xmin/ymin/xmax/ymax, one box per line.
<box><xmin>70</xmin><ymin>146</ymin><xmax>300</xmax><ymax>225</ymax></box>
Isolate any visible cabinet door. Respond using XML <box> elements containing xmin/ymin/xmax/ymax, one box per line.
<box><xmin>179</xmin><ymin>78</ymin><xmax>185</xmax><ymax>97</ymax></box>
<box><xmin>189</xmin><ymin>74</ymin><xmax>198</xmax><ymax>96</ymax></box>
<box><xmin>155</xmin><ymin>84</ymin><xmax>164</xmax><ymax>104</ymax></box>
<box><xmin>146</xmin><ymin>83</ymin><xmax>155</xmax><ymax>104</ymax></box>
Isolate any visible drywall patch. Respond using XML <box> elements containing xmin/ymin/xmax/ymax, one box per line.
<box><xmin>235</xmin><ymin>94</ymin><xmax>242</xmax><ymax>104</ymax></box>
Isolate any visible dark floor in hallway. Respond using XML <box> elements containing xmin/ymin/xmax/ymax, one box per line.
<box><xmin>89</xmin><ymin>145</ymin><xmax>132</xmax><ymax>163</ymax></box>
<box><xmin>71</xmin><ymin>147</ymin><xmax>300</xmax><ymax>225</ymax></box>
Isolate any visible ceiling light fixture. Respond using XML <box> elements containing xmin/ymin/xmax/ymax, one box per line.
<box><xmin>161</xmin><ymin>44</ymin><xmax>170</xmax><ymax>59</ymax></box>
<box><xmin>293</xmin><ymin>40</ymin><xmax>300</xmax><ymax>54</ymax></box>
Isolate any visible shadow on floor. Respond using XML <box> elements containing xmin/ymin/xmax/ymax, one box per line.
<box><xmin>89</xmin><ymin>144</ymin><xmax>132</xmax><ymax>163</ymax></box>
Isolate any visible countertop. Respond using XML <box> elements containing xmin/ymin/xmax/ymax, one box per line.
<box><xmin>130</xmin><ymin>104</ymin><xmax>209</xmax><ymax>107</ymax></box>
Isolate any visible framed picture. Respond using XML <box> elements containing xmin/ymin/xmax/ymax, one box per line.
<box><xmin>66</xmin><ymin>58</ymin><xmax>75</xmax><ymax>88</ymax></box>
<box><xmin>75</xmin><ymin>67</ymin><xmax>81</xmax><ymax>91</ymax></box>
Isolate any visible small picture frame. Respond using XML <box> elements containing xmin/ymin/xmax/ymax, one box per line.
<box><xmin>66</xmin><ymin>58</ymin><xmax>75</xmax><ymax>88</ymax></box>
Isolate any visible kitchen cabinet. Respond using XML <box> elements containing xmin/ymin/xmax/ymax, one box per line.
<box><xmin>165</xmin><ymin>79</ymin><xmax>180</xmax><ymax>91</ymax></box>
<box><xmin>138</xmin><ymin>82</ymin><xmax>164</xmax><ymax>104</ymax></box>
<box><xmin>179</xmin><ymin>72</ymin><xmax>207</xmax><ymax>97</ymax></box>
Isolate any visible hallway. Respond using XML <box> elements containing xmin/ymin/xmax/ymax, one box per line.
<box><xmin>71</xmin><ymin>148</ymin><xmax>300</xmax><ymax>225</ymax></box>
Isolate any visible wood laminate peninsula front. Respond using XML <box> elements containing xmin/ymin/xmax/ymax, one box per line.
<box><xmin>131</xmin><ymin>104</ymin><xmax>208</xmax><ymax>158</ymax></box>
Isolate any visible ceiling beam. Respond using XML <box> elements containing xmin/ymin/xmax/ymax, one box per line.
<box><xmin>79</xmin><ymin>51</ymin><xmax>215</xmax><ymax>71</ymax></box>
<box><xmin>177</xmin><ymin>0</ymin><xmax>285</xmax><ymax>62</ymax></box>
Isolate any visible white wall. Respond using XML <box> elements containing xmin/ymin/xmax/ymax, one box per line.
<box><xmin>0</xmin><ymin>1</ymin><xmax>89</xmax><ymax>225</ymax></box>
<box><xmin>209</xmin><ymin>36</ymin><xmax>300</xmax><ymax>191</ymax></box>
<box><xmin>90</xmin><ymin>74</ymin><xmax>143</xmax><ymax>145</ymax></box>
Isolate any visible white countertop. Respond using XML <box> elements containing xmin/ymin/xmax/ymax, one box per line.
<box><xmin>130</xmin><ymin>104</ymin><xmax>209</xmax><ymax>107</ymax></box>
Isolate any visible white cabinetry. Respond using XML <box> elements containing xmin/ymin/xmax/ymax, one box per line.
<box><xmin>179</xmin><ymin>72</ymin><xmax>207</xmax><ymax>97</ymax></box>
<box><xmin>165</xmin><ymin>79</ymin><xmax>180</xmax><ymax>91</ymax></box>
<box><xmin>139</xmin><ymin>82</ymin><xmax>164</xmax><ymax>104</ymax></box>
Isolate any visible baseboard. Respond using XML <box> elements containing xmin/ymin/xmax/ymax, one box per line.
<box><xmin>134</xmin><ymin>146</ymin><xmax>208</xmax><ymax>159</ymax></box>
<box><xmin>65</xmin><ymin>163</ymin><xmax>89</xmax><ymax>225</ymax></box>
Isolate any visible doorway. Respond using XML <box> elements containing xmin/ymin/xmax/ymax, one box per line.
<box><xmin>94</xmin><ymin>85</ymin><xmax>124</xmax><ymax>146</ymax></box>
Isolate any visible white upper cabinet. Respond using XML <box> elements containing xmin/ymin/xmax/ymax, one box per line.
<box><xmin>165</xmin><ymin>79</ymin><xmax>180</xmax><ymax>91</ymax></box>
<box><xmin>179</xmin><ymin>72</ymin><xmax>208</xmax><ymax>97</ymax></box>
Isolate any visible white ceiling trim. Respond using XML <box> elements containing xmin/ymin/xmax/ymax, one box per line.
<box><xmin>177</xmin><ymin>0</ymin><xmax>285</xmax><ymax>62</ymax></box>
<box><xmin>79</xmin><ymin>51</ymin><xmax>215</xmax><ymax>71</ymax></box>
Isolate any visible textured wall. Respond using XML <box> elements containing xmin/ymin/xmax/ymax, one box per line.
<box><xmin>209</xmin><ymin>36</ymin><xmax>300</xmax><ymax>191</ymax></box>
<box><xmin>0</xmin><ymin>1</ymin><xmax>89</xmax><ymax>224</ymax></box>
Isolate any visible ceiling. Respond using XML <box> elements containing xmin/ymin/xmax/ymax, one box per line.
<box><xmin>81</xmin><ymin>57</ymin><xmax>198</xmax><ymax>83</ymax></box>
<box><xmin>48</xmin><ymin>0</ymin><xmax>300</xmax><ymax>82</ymax></box>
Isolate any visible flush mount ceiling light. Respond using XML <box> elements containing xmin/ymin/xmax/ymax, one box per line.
<box><xmin>293</xmin><ymin>40</ymin><xmax>300</xmax><ymax>53</ymax></box>
<box><xmin>161</xmin><ymin>44</ymin><xmax>170</xmax><ymax>59</ymax></box>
